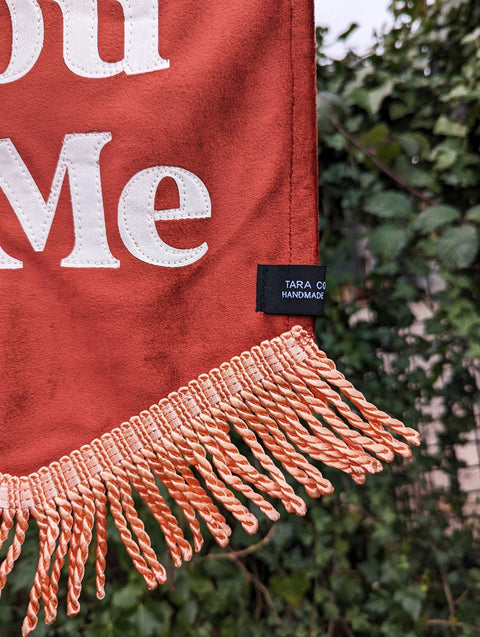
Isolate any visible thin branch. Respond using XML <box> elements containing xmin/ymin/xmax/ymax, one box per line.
<box><xmin>193</xmin><ymin>527</ymin><xmax>281</xmax><ymax>624</ymax></box>
<box><xmin>309</xmin><ymin>576</ymin><xmax>319</xmax><ymax>637</ymax></box>
<box><xmin>253</xmin><ymin>569</ymin><xmax>263</xmax><ymax>624</ymax></box>
<box><xmin>440</xmin><ymin>567</ymin><xmax>456</xmax><ymax>618</ymax></box>
<box><xmin>332</xmin><ymin>119</ymin><xmax>435</xmax><ymax>207</ymax></box>
<box><xmin>454</xmin><ymin>585</ymin><xmax>470</xmax><ymax>606</ymax></box>
<box><xmin>233</xmin><ymin>555</ymin><xmax>283</xmax><ymax>626</ymax></box>
<box><xmin>197</xmin><ymin>526</ymin><xmax>275</xmax><ymax>562</ymax></box>
<box><xmin>328</xmin><ymin>616</ymin><xmax>355</xmax><ymax>637</ymax></box>
<box><xmin>327</xmin><ymin>615</ymin><xmax>336</xmax><ymax>637</ymax></box>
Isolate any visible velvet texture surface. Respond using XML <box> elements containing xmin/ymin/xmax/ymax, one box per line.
<box><xmin>0</xmin><ymin>0</ymin><xmax>317</xmax><ymax>476</ymax></box>
<box><xmin>0</xmin><ymin>2</ymin><xmax>420</xmax><ymax>634</ymax></box>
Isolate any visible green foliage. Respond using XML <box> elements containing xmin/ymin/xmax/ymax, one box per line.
<box><xmin>413</xmin><ymin>206</ymin><xmax>461</xmax><ymax>234</ymax></box>
<box><xmin>364</xmin><ymin>191</ymin><xmax>413</xmax><ymax>219</ymax></box>
<box><xmin>1</xmin><ymin>2</ymin><xmax>480</xmax><ymax>636</ymax></box>
<box><xmin>314</xmin><ymin>0</ymin><xmax>480</xmax><ymax>634</ymax></box>
<box><xmin>438</xmin><ymin>225</ymin><xmax>478</xmax><ymax>269</ymax></box>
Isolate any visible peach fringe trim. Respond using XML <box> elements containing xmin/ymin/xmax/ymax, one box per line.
<box><xmin>0</xmin><ymin>326</ymin><xmax>420</xmax><ymax>635</ymax></box>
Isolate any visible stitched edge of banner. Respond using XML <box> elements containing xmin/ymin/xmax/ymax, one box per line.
<box><xmin>0</xmin><ymin>326</ymin><xmax>421</xmax><ymax>635</ymax></box>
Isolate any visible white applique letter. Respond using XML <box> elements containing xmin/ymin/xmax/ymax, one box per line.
<box><xmin>0</xmin><ymin>132</ymin><xmax>120</xmax><ymax>268</ymax></box>
<box><xmin>53</xmin><ymin>0</ymin><xmax>169</xmax><ymax>78</ymax></box>
<box><xmin>118</xmin><ymin>0</ymin><xmax>170</xmax><ymax>75</ymax></box>
<box><xmin>0</xmin><ymin>0</ymin><xmax>44</xmax><ymax>84</ymax></box>
<box><xmin>118</xmin><ymin>166</ymin><xmax>211</xmax><ymax>267</ymax></box>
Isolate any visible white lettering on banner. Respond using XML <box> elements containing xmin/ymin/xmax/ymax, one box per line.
<box><xmin>120</xmin><ymin>0</ymin><xmax>170</xmax><ymax>75</ymax></box>
<box><xmin>0</xmin><ymin>0</ymin><xmax>169</xmax><ymax>82</ymax></box>
<box><xmin>119</xmin><ymin>166</ymin><xmax>211</xmax><ymax>267</ymax></box>
<box><xmin>0</xmin><ymin>133</ymin><xmax>119</xmax><ymax>268</ymax></box>
<box><xmin>0</xmin><ymin>5</ymin><xmax>210</xmax><ymax>270</ymax></box>
<box><xmin>55</xmin><ymin>0</ymin><xmax>169</xmax><ymax>78</ymax></box>
<box><xmin>0</xmin><ymin>133</ymin><xmax>210</xmax><ymax>269</ymax></box>
<box><xmin>0</xmin><ymin>0</ymin><xmax>44</xmax><ymax>84</ymax></box>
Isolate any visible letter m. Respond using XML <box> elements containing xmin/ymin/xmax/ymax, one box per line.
<box><xmin>0</xmin><ymin>132</ymin><xmax>119</xmax><ymax>268</ymax></box>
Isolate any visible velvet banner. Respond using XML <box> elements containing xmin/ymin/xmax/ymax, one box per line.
<box><xmin>0</xmin><ymin>1</ymin><xmax>420</xmax><ymax>633</ymax></box>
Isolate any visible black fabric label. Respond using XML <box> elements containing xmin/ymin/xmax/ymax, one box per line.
<box><xmin>256</xmin><ymin>265</ymin><xmax>326</xmax><ymax>316</ymax></box>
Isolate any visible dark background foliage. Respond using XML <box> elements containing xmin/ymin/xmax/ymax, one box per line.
<box><xmin>2</xmin><ymin>0</ymin><xmax>480</xmax><ymax>634</ymax></box>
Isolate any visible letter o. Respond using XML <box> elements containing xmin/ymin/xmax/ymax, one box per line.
<box><xmin>0</xmin><ymin>0</ymin><xmax>44</xmax><ymax>84</ymax></box>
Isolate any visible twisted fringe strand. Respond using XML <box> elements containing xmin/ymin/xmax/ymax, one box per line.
<box><xmin>0</xmin><ymin>326</ymin><xmax>421</xmax><ymax>635</ymax></box>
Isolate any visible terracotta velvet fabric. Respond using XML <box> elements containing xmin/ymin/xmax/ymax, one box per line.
<box><xmin>0</xmin><ymin>0</ymin><xmax>317</xmax><ymax>476</ymax></box>
<box><xmin>0</xmin><ymin>6</ymin><xmax>422</xmax><ymax>633</ymax></box>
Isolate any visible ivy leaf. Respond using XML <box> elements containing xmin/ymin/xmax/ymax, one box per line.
<box><xmin>465</xmin><ymin>204</ymin><xmax>480</xmax><ymax>223</ymax></box>
<box><xmin>394</xmin><ymin>156</ymin><xmax>434</xmax><ymax>189</ymax></box>
<box><xmin>433</xmin><ymin>114</ymin><xmax>468</xmax><ymax>138</ymax></box>
<box><xmin>176</xmin><ymin>599</ymin><xmax>198</xmax><ymax>628</ymax></box>
<box><xmin>349</xmin><ymin>86</ymin><xmax>373</xmax><ymax>113</ymax></box>
<box><xmin>369</xmin><ymin>80</ymin><xmax>395</xmax><ymax>114</ymax></box>
<box><xmin>91</xmin><ymin>624</ymin><xmax>127</xmax><ymax>637</ymax></box>
<box><xmin>364</xmin><ymin>191</ymin><xmax>413</xmax><ymax>219</ymax></box>
<box><xmin>467</xmin><ymin>342</ymin><xmax>480</xmax><ymax>359</ymax></box>
<box><xmin>112</xmin><ymin>583</ymin><xmax>143</xmax><ymax>611</ymax></box>
<box><xmin>369</xmin><ymin>225</ymin><xmax>408</xmax><ymax>260</ymax></box>
<box><xmin>461</xmin><ymin>26</ymin><xmax>480</xmax><ymax>43</ymax></box>
<box><xmin>129</xmin><ymin>604</ymin><xmax>159</xmax><ymax>637</ymax></box>
<box><xmin>271</xmin><ymin>572</ymin><xmax>310</xmax><ymax>608</ymax></box>
<box><xmin>360</xmin><ymin>123</ymin><xmax>390</xmax><ymax>147</ymax></box>
<box><xmin>428</xmin><ymin>141</ymin><xmax>458</xmax><ymax>170</ymax></box>
<box><xmin>438</xmin><ymin>225</ymin><xmax>479</xmax><ymax>269</ymax></box>
<box><xmin>360</xmin><ymin>124</ymin><xmax>401</xmax><ymax>164</ymax></box>
<box><xmin>338</xmin><ymin>23</ymin><xmax>359</xmax><ymax>41</ymax></box>
<box><xmin>393</xmin><ymin>589</ymin><xmax>424</xmax><ymax>621</ymax></box>
<box><xmin>399</xmin><ymin>132</ymin><xmax>430</xmax><ymax>157</ymax></box>
<box><xmin>443</xmin><ymin>84</ymin><xmax>469</xmax><ymax>100</ymax></box>
<box><xmin>317</xmin><ymin>91</ymin><xmax>348</xmax><ymax>134</ymax></box>
<box><xmin>413</xmin><ymin>205</ymin><xmax>461</xmax><ymax>234</ymax></box>
<box><xmin>389</xmin><ymin>100</ymin><xmax>413</xmax><ymax>120</ymax></box>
